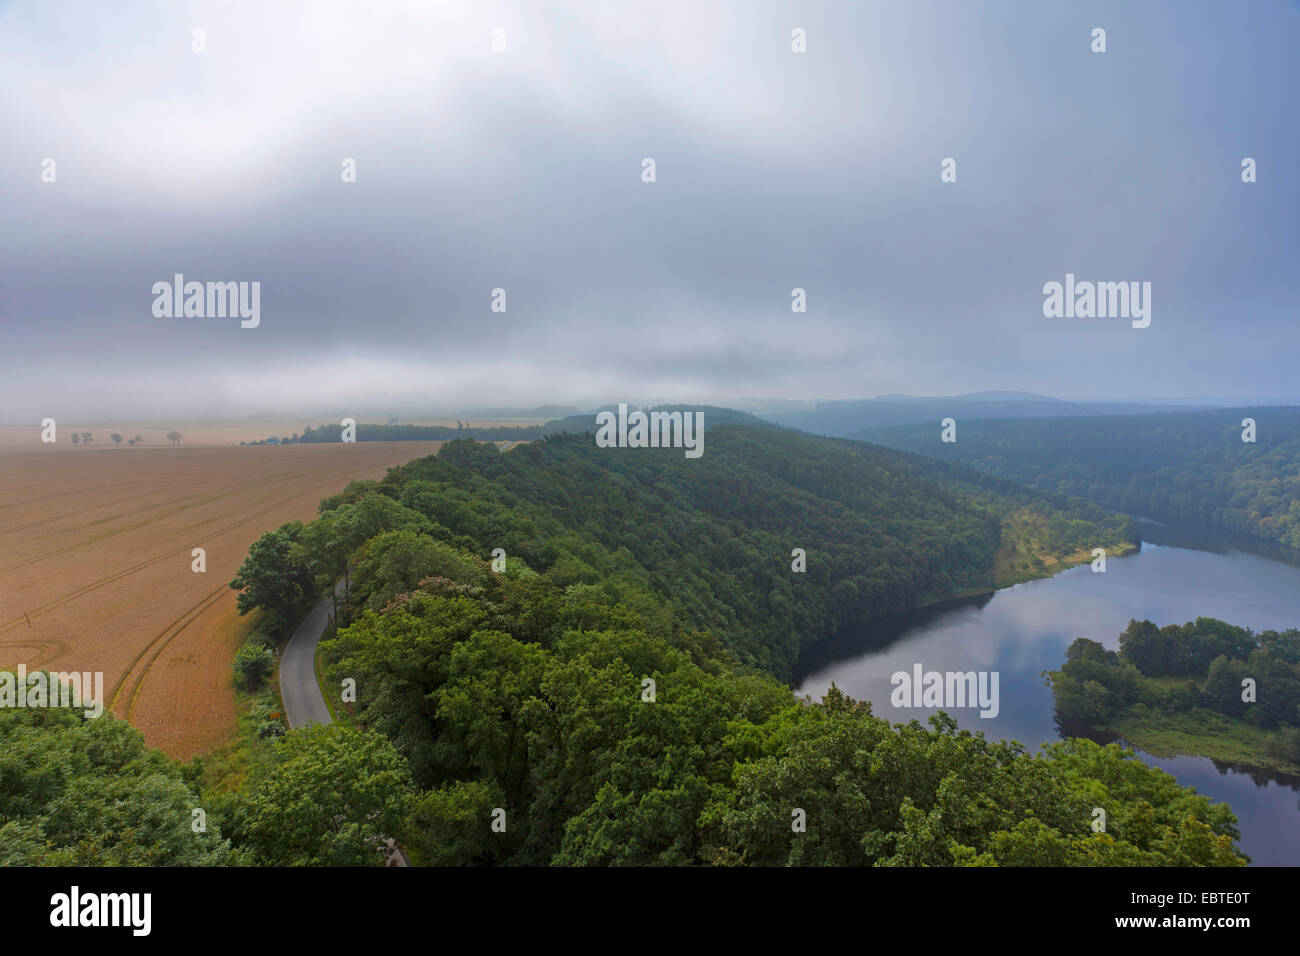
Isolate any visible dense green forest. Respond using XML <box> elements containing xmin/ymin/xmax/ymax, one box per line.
<box><xmin>223</xmin><ymin>428</ymin><xmax>1234</xmax><ymax>865</ymax></box>
<box><xmin>293</xmin><ymin>426</ymin><xmax>1132</xmax><ymax>679</ymax></box>
<box><xmin>315</xmin><ymin>578</ymin><xmax>1243</xmax><ymax>865</ymax></box>
<box><xmin>0</xmin><ymin>706</ymin><xmax>230</xmax><ymax>865</ymax></box>
<box><xmin>857</xmin><ymin>407</ymin><xmax>1300</xmax><ymax>551</ymax></box>
<box><xmin>0</xmin><ymin>697</ymin><xmax>416</xmax><ymax>866</ymax></box>
<box><xmin>0</xmin><ymin>672</ymin><xmax>1246</xmax><ymax>866</ymax></box>
<box><xmin>1047</xmin><ymin>618</ymin><xmax>1300</xmax><ymax>775</ymax></box>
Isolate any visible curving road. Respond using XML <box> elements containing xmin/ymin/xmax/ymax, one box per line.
<box><xmin>277</xmin><ymin>580</ymin><xmax>410</xmax><ymax>865</ymax></box>
<box><xmin>278</xmin><ymin>581</ymin><xmax>342</xmax><ymax>729</ymax></box>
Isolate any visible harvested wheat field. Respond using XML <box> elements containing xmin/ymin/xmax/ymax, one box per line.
<box><xmin>0</xmin><ymin>439</ymin><xmax>443</xmax><ymax>757</ymax></box>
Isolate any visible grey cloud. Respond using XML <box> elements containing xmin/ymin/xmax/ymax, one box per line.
<box><xmin>1</xmin><ymin>0</ymin><xmax>1297</xmax><ymax>421</ymax></box>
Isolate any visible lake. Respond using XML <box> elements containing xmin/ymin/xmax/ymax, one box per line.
<box><xmin>793</xmin><ymin>532</ymin><xmax>1300</xmax><ymax>866</ymax></box>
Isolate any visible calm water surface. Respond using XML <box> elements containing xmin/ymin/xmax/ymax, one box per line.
<box><xmin>793</xmin><ymin>537</ymin><xmax>1300</xmax><ymax>866</ymax></box>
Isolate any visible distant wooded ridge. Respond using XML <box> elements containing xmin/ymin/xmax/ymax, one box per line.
<box><xmin>270</xmin><ymin>393</ymin><xmax>1259</xmax><ymax>446</ymax></box>
<box><xmin>285</xmin><ymin>405</ymin><xmax>772</xmax><ymax>443</ymax></box>
<box><xmin>277</xmin><ymin>401</ymin><xmax>1300</xmax><ymax>556</ymax></box>
<box><xmin>857</xmin><ymin>406</ymin><xmax>1300</xmax><ymax>552</ymax></box>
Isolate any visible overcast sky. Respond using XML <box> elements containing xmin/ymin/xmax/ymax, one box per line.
<box><xmin>1</xmin><ymin>0</ymin><xmax>1297</xmax><ymax>421</ymax></box>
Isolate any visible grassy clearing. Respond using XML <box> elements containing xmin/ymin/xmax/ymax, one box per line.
<box><xmin>993</xmin><ymin>507</ymin><xmax>1136</xmax><ymax>587</ymax></box>
<box><xmin>1109</xmin><ymin>706</ymin><xmax>1300</xmax><ymax>777</ymax></box>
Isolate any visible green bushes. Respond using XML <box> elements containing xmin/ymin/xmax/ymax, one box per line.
<box><xmin>232</xmin><ymin>643</ymin><xmax>275</xmax><ymax>690</ymax></box>
<box><xmin>234</xmin><ymin>724</ymin><xmax>413</xmax><ymax>867</ymax></box>
<box><xmin>0</xmin><ymin>704</ymin><xmax>230</xmax><ymax>866</ymax></box>
<box><xmin>1047</xmin><ymin>619</ymin><xmax>1300</xmax><ymax>777</ymax></box>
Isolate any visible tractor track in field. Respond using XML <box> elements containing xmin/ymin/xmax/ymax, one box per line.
<box><xmin>113</xmin><ymin>583</ymin><xmax>232</xmax><ymax>718</ymax></box>
<box><xmin>0</xmin><ymin>637</ymin><xmax>71</xmax><ymax>668</ymax></box>
<box><xmin>0</xmin><ymin>463</ymin><xmax>217</xmax><ymax>516</ymax></box>
<box><xmin>0</xmin><ymin>459</ymin><xmax>322</xmax><ymax>538</ymax></box>
<box><xmin>0</xmin><ymin>460</ymin><xmax>339</xmax><ymax>576</ymax></box>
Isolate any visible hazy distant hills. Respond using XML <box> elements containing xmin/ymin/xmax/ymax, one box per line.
<box><xmin>292</xmin><ymin>394</ymin><xmax>1221</xmax><ymax>446</ymax></box>
<box><xmin>539</xmin><ymin>404</ymin><xmax>771</xmax><ymax>436</ymax></box>
<box><xmin>761</xmin><ymin>391</ymin><xmax>1207</xmax><ymax>438</ymax></box>
<box><xmin>290</xmin><ymin>405</ymin><xmax>769</xmax><ymax>443</ymax></box>
<box><xmin>456</xmin><ymin>405</ymin><xmax>583</xmax><ymax>420</ymax></box>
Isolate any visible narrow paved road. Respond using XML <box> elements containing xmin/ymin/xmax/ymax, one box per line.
<box><xmin>278</xmin><ymin>580</ymin><xmax>410</xmax><ymax>865</ymax></box>
<box><xmin>279</xmin><ymin>582</ymin><xmax>341</xmax><ymax>729</ymax></box>
<box><xmin>277</xmin><ymin>581</ymin><xmax>410</xmax><ymax>865</ymax></box>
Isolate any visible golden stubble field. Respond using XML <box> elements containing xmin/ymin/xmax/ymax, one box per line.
<box><xmin>0</xmin><ymin>438</ymin><xmax>444</xmax><ymax>758</ymax></box>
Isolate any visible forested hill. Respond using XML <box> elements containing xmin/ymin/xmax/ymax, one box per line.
<box><xmin>856</xmin><ymin>407</ymin><xmax>1300</xmax><ymax>551</ymax></box>
<box><xmin>206</xmin><ymin>422</ymin><xmax>1236</xmax><ymax>867</ymax></box>
<box><xmin>317</xmin><ymin>424</ymin><xmax>1131</xmax><ymax>679</ymax></box>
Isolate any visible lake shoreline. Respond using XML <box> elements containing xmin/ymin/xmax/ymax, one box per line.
<box><xmin>792</xmin><ymin>535</ymin><xmax>1300</xmax><ymax>865</ymax></box>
